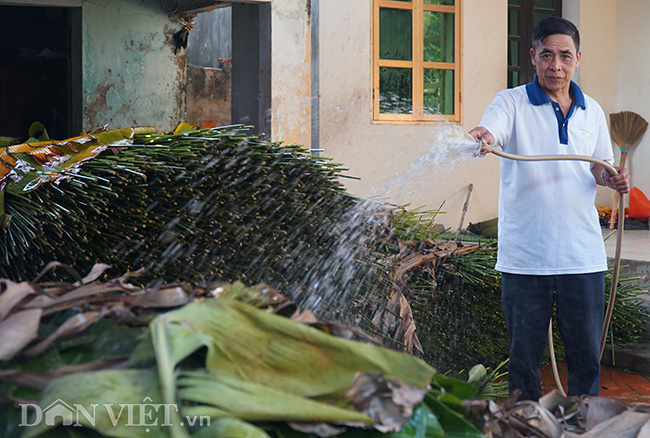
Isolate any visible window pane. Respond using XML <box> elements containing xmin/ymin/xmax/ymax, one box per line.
<box><xmin>508</xmin><ymin>8</ymin><xmax>519</xmax><ymax>36</ymax></box>
<box><xmin>508</xmin><ymin>70</ymin><xmax>519</xmax><ymax>88</ymax></box>
<box><xmin>508</xmin><ymin>0</ymin><xmax>520</xmax><ymax>5</ymax></box>
<box><xmin>380</xmin><ymin>8</ymin><xmax>412</xmax><ymax>61</ymax></box>
<box><xmin>423</xmin><ymin>11</ymin><xmax>454</xmax><ymax>62</ymax></box>
<box><xmin>423</xmin><ymin>68</ymin><xmax>454</xmax><ymax>115</ymax></box>
<box><xmin>508</xmin><ymin>40</ymin><xmax>519</xmax><ymax>67</ymax></box>
<box><xmin>424</xmin><ymin>0</ymin><xmax>455</xmax><ymax>5</ymax></box>
<box><xmin>533</xmin><ymin>11</ymin><xmax>553</xmax><ymax>27</ymax></box>
<box><xmin>379</xmin><ymin>67</ymin><xmax>412</xmax><ymax>114</ymax></box>
<box><xmin>533</xmin><ymin>0</ymin><xmax>555</xmax><ymax>8</ymax></box>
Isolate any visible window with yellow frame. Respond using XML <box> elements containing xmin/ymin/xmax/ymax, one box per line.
<box><xmin>372</xmin><ymin>0</ymin><xmax>461</xmax><ymax>123</ymax></box>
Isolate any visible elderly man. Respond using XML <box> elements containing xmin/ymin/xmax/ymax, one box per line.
<box><xmin>469</xmin><ymin>16</ymin><xmax>630</xmax><ymax>401</ymax></box>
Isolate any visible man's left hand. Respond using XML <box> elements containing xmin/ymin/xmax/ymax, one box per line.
<box><xmin>605</xmin><ymin>166</ymin><xmax>630</xmax><ymax>194</ymax></box>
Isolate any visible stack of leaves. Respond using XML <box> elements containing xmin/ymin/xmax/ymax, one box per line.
<box><xmin>0</xmin><ymin>268</ymin><xmax>488</xmax><ymax>438</ymax></box>
<box><xmin>1</xmin><ymin>123</ymin><xmax>385</xmax><ymax>319</ymax></box>
<box><xmin>1</xmin><ymin>121</ymin><xmax>647</xmax><ymax>385</ymax></box>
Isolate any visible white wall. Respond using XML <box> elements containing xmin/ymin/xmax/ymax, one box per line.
<box><xmin>316</xmin><ymin>0</ymin><xmax>504</xmax><ymax>230</ymax></box>
<box><xmin>270</xmin><ymin>0</ymin><xmax>312</xmax><ymax>146</ymax></box>
<box><xmin>576</xmin><ymin>0</ymin><xmax>619</xmax><ymax>208</ymax></box>
<box><xmin>615</xmin><ymin>0</ymin><xmax>650</xmax><ymax>201</ymax></box>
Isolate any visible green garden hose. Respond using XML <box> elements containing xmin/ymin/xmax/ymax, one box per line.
<box><xmin>488</xmin><ymin>145</ymin><xmax>624</xmax><ymax>397</ymax></box>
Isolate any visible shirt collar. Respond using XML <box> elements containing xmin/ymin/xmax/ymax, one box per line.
<box><xmin>525</xmin><ymin>76</ymin><xmax>586</xmax><ymax>108</ymax></box>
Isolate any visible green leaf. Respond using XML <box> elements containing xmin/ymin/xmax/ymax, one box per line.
<box><xmin>147</xmin><ymin>298</ymin><xmax>435</xmax><ymax>399</ymax></box>
<box><xmin>423</xmin><ymin>394</ymin><xmax>483</xmax><ymax>438</ymax></box>
<box><xmin>24</xmin><ymin>369</ymin><xmax>176</xmax><ymax>438</ymax></box>
<box><xmin>467</xmin><ymin>365</ymin><xmax>487</xmax><ymax>385</ymax></box>
<box><xmin>431</xmin><ymin>374</ymin><xmax>478</xmax><ymax>400</ymax></box>
<box><xmin>177</xmin><ymin>370</ymin><xmax>372</xmax><ymax>423</ymax></box>
<box><xmin>28</xmin><ymin>121</ymin><xmax>49</xmax><ymax>142</ymax></box>
<box><xmin>391</xmin><ymin>403</ymin><xmax>445</xmax><ymax>438</ymax></box>
<box><xmin>191</xmin><ymin>417</ymin><xmax>271</xmax><ymax>438</ymax></box>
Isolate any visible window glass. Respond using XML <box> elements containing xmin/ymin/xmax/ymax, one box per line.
<box><xmin>507</xmin><ymin>0</ymin><xmax>562</xmax><ymax>88</ymax></box>
<box><xmin>508</xmin><ymin>71</ymin><xmax>519</xmax><ymax>87</ymax></box>
<box><xmin>423</xmin><ymin>11</ymin><xmax>455</xmax><ymax>63</ymax></box>
<box><xmin>533</xmin><ymin>0</ymin><xmax>554</xmax><ymax>8</ymax></box>
<box><xmin>508</xmin><ymin>8</ymin><xmax>519</xmax><ymax>35</ymax></box>
<box><xmin>423</xmin><ymin>69</ymin><xmax>454</xmax><ymax>115</ymax></box>
<box><xmin>533</xmin><ymin>11</ymin><xmax>553</xmax><ymax>27</ymax></box>
<box><xmin>374</xmin><ymin>0</ymin><xmax>460</xmax><ymax>121</ymax></box>
<box><xmin>508</xmin><ymin>40</ymin><xmax>519</xmax><ymax>67</ymax></box>
<box><xmin>424</xmin><ymin>0</ymin><xmax>455</xmax><ymax>5</ymax></box>
<box><xmin>380</xmin><ymin>7</ymin><xmax>412</xmax><ymax>61</ymax></box>
<box><xmin>379</xmin><ymin>67</ymin><xmax>413</xmax><ymax>114</ymax></box>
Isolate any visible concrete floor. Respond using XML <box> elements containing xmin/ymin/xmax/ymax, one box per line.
<box><xmin>602</xmin><ymin>228</ymin><xmax>650</xmax><ymax>263</ymax></box>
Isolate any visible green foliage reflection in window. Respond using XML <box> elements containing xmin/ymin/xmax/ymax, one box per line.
<box><xmin>374</xmin><ymin>0</ymin><xmax>460</xmax><ymax>121</ymax></box>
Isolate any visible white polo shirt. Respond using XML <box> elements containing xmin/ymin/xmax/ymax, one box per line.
<box><xmin>479</xmin><ymin>78</ymin><xmax>614</xmax><ymax>275</ymax></box>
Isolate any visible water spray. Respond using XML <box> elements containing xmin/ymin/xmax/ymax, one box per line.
<box><xmin>485</xmin><ymin>144</ymin><xmax>625</xmax><ymax>397</ymax></box>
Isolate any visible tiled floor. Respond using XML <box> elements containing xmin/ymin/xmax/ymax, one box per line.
<box><xmin>541</xmin><ymin>362</ymin><xmax>650</xmax><ymax>405</ymax></box>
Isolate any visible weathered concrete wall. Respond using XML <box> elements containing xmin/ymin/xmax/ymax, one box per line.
<box><xmin>186</xmin><ymin>62</ymin><xmax>231</xmax><ymax>128</ymax></box>
<box><xmin>81</xmin><ymin>0</ymin><xmax>186</xmax><ymax>132</ymax></box>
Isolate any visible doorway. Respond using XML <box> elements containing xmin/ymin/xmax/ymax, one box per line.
<box><xmin>185</xmin><ymin>2</ymin><xmax>271</xmax><ymax>139</ymax></box>
<box><xmin>0</xmin><ymin>5</ymin><xmax>81</xmax><ymax>141</ymax></box>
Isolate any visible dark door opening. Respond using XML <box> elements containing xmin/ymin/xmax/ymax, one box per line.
<box><xmin>184</xmin><ymin>2</ymin><xmax>271</xmax><ymax>139</ymax></box>
<box><xmin>0</xmin><ymin>5</ymin><xmax>81</xmax><ymax>141</ymax></box>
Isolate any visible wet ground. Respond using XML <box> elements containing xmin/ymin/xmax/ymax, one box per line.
<box><xmin>541</xmin><ymin>362</ymin><xmax>650</xmax><ymax>406</ymax></box>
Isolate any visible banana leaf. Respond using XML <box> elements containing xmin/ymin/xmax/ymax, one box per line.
<box><xmin>2</xmin><ymin>126</ymin><xmax>157</xmax><ymax>194</ymax></box>
<box><xmin>23</xmin><ymin>369</ymin><xmax>173</xmax><ymax>438</ymax></box>
<box><xmin>24</xmin><ymin>297</ymin><xmax>435</xmax><ymax>437</ymax></box>
<box><xmin>0</xmin><ymin>125</ymin><xmax>156</xmax><ymax>228</ymax></box>
<box><xmin>149</xmin><ymin>298</ymin><xmax>435</xmax><ymax>399</ymax></box>
<box><xmin>177</xmin><ymin>369</ymin><xmax>374</xmax><ymax>423</ymax></box>
<box><xmin>191</xmin><ymin>417</ymin><xmax>271</xmax><ymax>438</ymax></box>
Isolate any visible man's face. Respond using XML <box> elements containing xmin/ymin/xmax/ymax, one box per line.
<box><xmin>530</xmin><ymin>34</ymin><xmax>581</xmax><ymax>96</ymax></box>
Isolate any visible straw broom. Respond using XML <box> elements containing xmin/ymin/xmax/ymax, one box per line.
<box><xmin>608</xmin><ymin>111</ymin><xmax>648</xmax><ymax>229</ymax></box>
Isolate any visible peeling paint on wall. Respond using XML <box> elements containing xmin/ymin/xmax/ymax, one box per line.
<box><xmin>81</xmin><ymin>0</ymin><xmax>186</xmax><ymax>132</ymax></box>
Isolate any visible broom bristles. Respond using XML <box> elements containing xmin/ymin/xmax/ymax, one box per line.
<box><xmin>610</xmin><ymin>111</ymin><xmax>649</xmax><ymax>149</ymax></box>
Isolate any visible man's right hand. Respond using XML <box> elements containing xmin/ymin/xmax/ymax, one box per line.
<box><xmin>468</xmin><ymin>126</ymin><xmax>495</xmax><ymax>155</ymax></box>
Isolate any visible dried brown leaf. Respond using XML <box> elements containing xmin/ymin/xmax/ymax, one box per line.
<box><xmin>370</xmin><ymin>289</ymin><xmax>422</xmax><ymax>354</ymax></box>
<box><xmin>0</xmin><ymin>309</ymin><xmax>42</xmax><ymax>360</ymax></box>
<box><xmin>288</xmin><ymin>422</ymin><xmax>347</xmax><ymax>437</ymax></box>
<box><xmin>0</xmin><ymin>279</ymin><xmax>35</xmax><ymax>319</ymax></box>
<box><xmin>23</xmin><ymin>282</ymin><xmax>128</xmax><ymax>315</ymax></box>
<box><xmin>579</xmin><ymin>410</ymin><xmax>650</xmax><ymax>438</ymax></box>
<box><xmin>582</xmin><ymin>396</ymin><xmax>630</xmax><ymax>430</ymax></box>
<box><xmin>22</xmin><ymin>310</ymin><xmax>105</xmax><ymax>358</ymax></box>
<box><xmin>343</xmin><ymin>371</ymin><xmax>428</xmax><ymax>433</ymax></box>
<box><xmin>76</xmin><ymin>263</ymin><xmax>111</xmax><ymax>285</ymax></box>
<box><xmin>125</xmin><ymin>285</ymin><xmax>190</xmax><ymax>308</ymax></box>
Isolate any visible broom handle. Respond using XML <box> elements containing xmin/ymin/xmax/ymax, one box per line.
<box><xmin>608</xmin><ymin>152</ymin><xmax>627</xmax><ymax>229</ymax></box>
